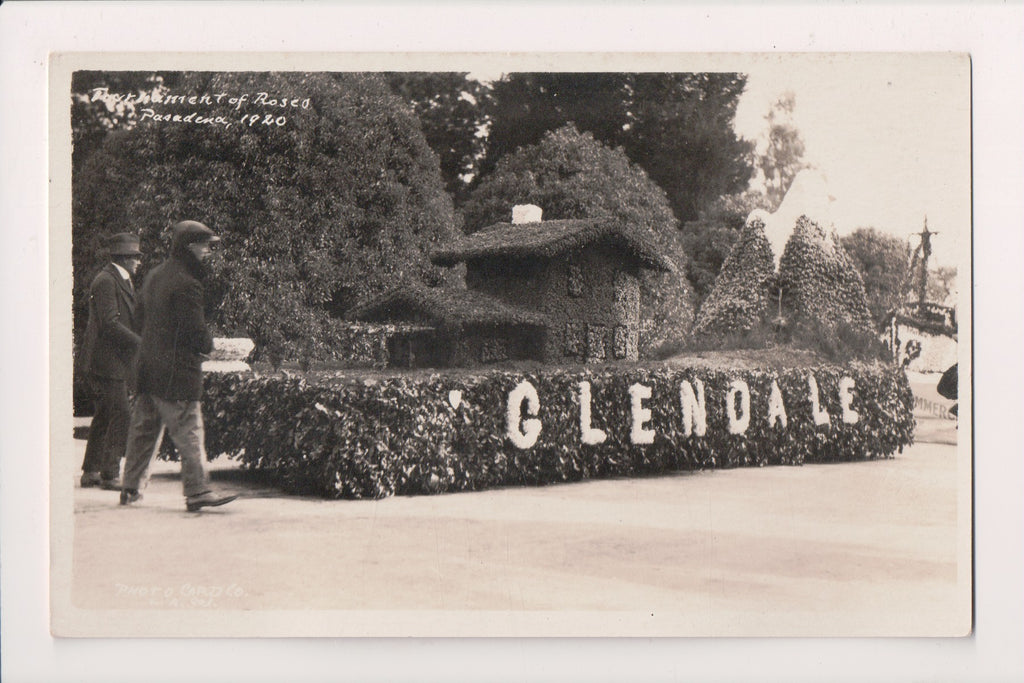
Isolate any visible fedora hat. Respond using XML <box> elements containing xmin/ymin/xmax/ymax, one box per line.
<box><xmin>108</xmin><ymin>233</ymin><xmax>142</xmax><ymax>256</ymax></box>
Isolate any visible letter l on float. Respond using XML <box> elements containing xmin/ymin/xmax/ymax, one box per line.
<box><xmin>578</xmin><ymin>381</ymin><xmax>607</xmax><ymax>445</ymax></box>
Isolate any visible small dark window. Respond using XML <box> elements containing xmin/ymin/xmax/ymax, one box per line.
<box><xmin>567</xmin><ymin>263</ymin><xmax>585</xmax><ymax>298</ymax></box>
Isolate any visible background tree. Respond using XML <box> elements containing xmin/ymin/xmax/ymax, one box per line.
<box><xmin>753</xmin><ymin>91</ymin><xmax>808</xmax><ymax>209</ymax></box>
<box><xmin>840</xmin><ymin>227</ymin><xmax>912</xmax><ymax>327</ymax></box>
<box><xmin>623</xmin><ymin>73</ymin><xmax>754</xmax><ymax>223</ymax></box>
<box><xmin>478</xmin><ymin>72</ymin><xmax>754</xmax><ymax>224</ymax></box>
<box><xmin>479</xmin><ymin>73</ymin><xmax>631</xmax><ymax>176</ymax></box>
<box><xmin>681</xmin><ymin>190</ymin><xmax>773</xmax><ymax>305</ymax></box>
<box><xmin>462</xmin><ymin>124</ymin><xmax>695</xmax><ymax>356</ymax></box>
<box><xmin>73</xmin><ymin>71</ymin><xmax>459</xmax><ymax>365</ymax></box>
<box><xmin>71</xmin><ymin>71</ymin><xmax>180</xmax><ymax>172</ymax></box>
<box><xmin>384</xmin><ymin>72</ymin><xmax>490</xmax><ymax>202</ymax></box>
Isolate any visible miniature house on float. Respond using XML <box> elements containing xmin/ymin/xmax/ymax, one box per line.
<box><xmin>351</xmin><ymin>205</ymin><xmax>673</xmax><ymax>368</ymax></box>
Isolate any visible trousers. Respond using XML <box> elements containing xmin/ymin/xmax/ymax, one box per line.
<box><xmin>121</xmin><ymin>393</ymin><xmax>211</xmax><ymax>498</ymax></box>
<box><xmin>81</xmin><ymin>374</ymin><xmax>130</xmax><ymax>480</ymax></box>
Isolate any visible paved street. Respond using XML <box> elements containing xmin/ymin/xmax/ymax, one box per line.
<box><xmin>63</xmin><ymin>394</ymin><xmax>968</xmax><ymax>636</ymax></box>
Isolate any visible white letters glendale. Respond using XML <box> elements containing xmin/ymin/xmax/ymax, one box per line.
<box><xmin>504</xmin><ymin>375</ymin><xmax>859</xmax><ymax>449</ymax></box>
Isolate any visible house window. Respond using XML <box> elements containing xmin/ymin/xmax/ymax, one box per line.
<box><xmin>564</xmin><ymin>322</ymin><xmax>585</xmax><ymax>357</ymax></box>
<box><xmin>586</xmin><ymin>324</ymin><xmax>607</xmax><ymax>361</ymax></box>
<box><xmin>481</xmin><ymin>338</ymin><xmax>509</xmax><ymax>363</ymax></box>
<box><xmin>613</xmin><ymin>325</ymin><xmax>632</xmax><ymax>359</ymax></box>
<box><xmin>567</xmin><ymin>263</ymin><xmax>585</xmax><ymax>298</ymax></box>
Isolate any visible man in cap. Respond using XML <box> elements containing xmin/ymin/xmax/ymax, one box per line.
<box><xmin>120</xmin><ymin>220</ymin><xmax>237</xmax><ymax>512</ymax></box>
<box><xmin>79</xmin><ymin>233</ymin><xmax>143</xmax><ymax>489</ymax></box>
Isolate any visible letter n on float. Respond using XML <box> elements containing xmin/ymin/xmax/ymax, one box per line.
<box><xmin>578</xmin><ymin>381</ymin><xmax>607</xmax><ymax>445</ymax></box>
<box><xmin>506</xmin><ymin>380</ymin><xmax>542</xmax><ymax>449</ymax></box>
<box><xmin>808</xmin><ymin>374</ymin><xmax>831</xmax><ymax>426</ymax></box>
<box><xmin>679</xmin><ymin>378</ymin><xmax>707</xmax><ymax>437</ymax></box>
<box><xmin>726</xmin><ymin>380</ymin><xmax>751</xmax><ymax>435</ymax></box>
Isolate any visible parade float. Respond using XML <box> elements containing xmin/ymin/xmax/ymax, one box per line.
<box><xmin>199</xmin><ymin>197</ymin><xmax>915</xmax><ymax>499</ymax></box>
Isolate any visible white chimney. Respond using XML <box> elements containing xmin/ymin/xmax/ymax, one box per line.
<box><xmin>512</xmin><ymin>204</ymin><xmax>543</xmax><ymax>225</ymax></box>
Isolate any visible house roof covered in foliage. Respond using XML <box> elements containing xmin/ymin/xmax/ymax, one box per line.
<box><xmin>431</xmin><ymin>219</ymin><xmax>675</xmax><ymax>272</ymax></box>
<box><xmin>349</xmin><ymin>283</ymin><xmax>550</xmax><ymax>329</ymax></box>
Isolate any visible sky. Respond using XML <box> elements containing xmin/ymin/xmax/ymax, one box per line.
<box><xmin>733</xmin><ymin>54</ymin><xmax>970</xmax><ymax>269</ymax></box>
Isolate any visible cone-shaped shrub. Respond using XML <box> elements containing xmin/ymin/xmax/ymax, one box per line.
<box><xmin>692</xmin><ymin>211</ymin><xmax>776</xmax><ymax>338</ymax></box>
<box><xmin>777</xmin><ymin>215</ymin><xmax>874</xmax><ymax>334</ymax></box>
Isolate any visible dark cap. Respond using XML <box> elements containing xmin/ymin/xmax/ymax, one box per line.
<box><xmin>108</xmin><ymin>233</ymin><xmax>142</xmax><ymax>256</ymax></box>
<box><xmin>171</xmin><ymin>220</ymin><xmax>221</xmax><ymax>247</ymax></box>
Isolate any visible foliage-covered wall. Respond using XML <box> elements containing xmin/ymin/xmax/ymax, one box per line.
<box><xmin>73</xmin><ymin>72</ymin><xmax>459</xmax><ymax>364</ymax></box>
<box><xmin>462</xmin><ymin>125</ymin><xmax>694</xmax><ymax>357</ymax></box>
<box><xmin>199</xmin><ymin>362</ymin><xmax>915</xmax><ymax>499</ymax></box>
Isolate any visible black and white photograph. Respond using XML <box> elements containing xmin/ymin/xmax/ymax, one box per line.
<box><xmin>50</xmin><ymin>52</ymin><xmax>971</xmax><ymax>637</ymax></box>
<box><xmin>2</xmin><ymin>3</ymin><xmax>1022</xmax><ymax>682</ymax></box>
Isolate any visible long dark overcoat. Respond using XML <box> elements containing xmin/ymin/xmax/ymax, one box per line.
<box><xmin>135</xmin><ymin>252</ymin><xmax>214</xmax><ymax>401</ymax></box>
<box><xmin>81</xmin><ymin>263</ymin><xmax>140</xmax><ymax>380</ymax></box>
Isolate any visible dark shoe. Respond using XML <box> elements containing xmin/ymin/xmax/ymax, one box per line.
<box><xmin>81</xmin><ymin>472</ymin><xmax>102</xmax><ymax>488</ymax></box>
<box><xmin>101</xmin><ymin>478</ymin><xmax>121</xmax><ymax>491</ymax></box>
<box><xmin>120</xmin><ymin>489</ymin><xmax>142</xmax><ymax>505</ymax></box>
<box><xmin>186</xmin><ymin>491</ymin><xmax>238</xmax><ymax>512</ymax></box>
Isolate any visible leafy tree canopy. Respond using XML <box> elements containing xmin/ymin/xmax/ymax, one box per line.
<box><xmin>479</xmin><ymin>72</ymin><xmax>754</xmax><ymax>224</ymax></box>
<box><xmin>73</xmin><ymin>71</ymin><xmax>458</xmax><ymax>364</ymax></box>
<box><xmin>384</xmin><ymin>72</ymin><xmax>490</xmax><ymax>201</ymax></box>
<box><xmin>840</xmin><ymin>227</ymin><xmax>912</xmax><ymax>327</ymax></box>
<box><xmin>462</xmin><ymin>124</ymin><xmax>694</xmax><ymax>355</ymax></box>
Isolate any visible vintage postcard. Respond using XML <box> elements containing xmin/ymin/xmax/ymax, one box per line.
<box><xmin>49</xmin><ymin>51</ymin><xmax>972</xmax><ymax>639</ymax></box>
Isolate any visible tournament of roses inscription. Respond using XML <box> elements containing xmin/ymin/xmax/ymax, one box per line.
<box><xmin>90</xmin><ymin>87</ymin><xmax>311</xmax><ymax>129</ymax></box>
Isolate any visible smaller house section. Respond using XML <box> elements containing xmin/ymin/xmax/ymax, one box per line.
<box><xmin>349</xmin><ymin>283</ymin><xmax>549</xmax><ymax>368</ymax></box>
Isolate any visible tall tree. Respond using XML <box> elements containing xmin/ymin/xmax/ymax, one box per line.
<box><xmin>479</xmin><ymin>73</ymin><xmax>631</xmax><ymax>176</ymax></box>
<box><xmin>624</xmin><ymin>73</ymin><xmax>754</xmax><ymax>223</ymax></box>
<box><xmin>840</xmin><ymin>227</ymin><xmax>912</xmax><ymax>326</ymax></box>
<box><xmin>384</xmin><ymin>72</ymin><xmax>490</xmax><ymax>201</ymax></box>
<box><xmin>753</xmin><ymin>91</ymin><xmax>808</xmax><ymax>209</ymax></box>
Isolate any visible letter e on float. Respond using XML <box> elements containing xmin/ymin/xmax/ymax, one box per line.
<box><xmin>507</xmin><ymin>380</ymin><xmax>542</xmax><ymax>449</ymax></box>
<box><xmin>628</xmin><ymin>383</ymin><xmax>655</xmax><ymax>445</ymax></box>
<box><xmin>839</xmin><ymin>377</ymin><xmax>860</xmax><ymax>424</ymax></box>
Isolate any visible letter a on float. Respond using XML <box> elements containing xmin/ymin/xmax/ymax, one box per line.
<box><xmin>726</xmin><ymin>380</ymin><xmax>751</xmax><ymax>435</ymax></box>
<box><xmin>767</xmin><ymin>380</ymin><xmax>788</xmax><ymax>429</ymax></box>
<box><xmin>839</xmin><ymin>377</ymin><xmax>860</xmax><ymax>424</ymax></box>
<box><xmin>628</xmin><ymin>383</ymin><xmax>656</xmax><ymax>445</ymax></box>
<box><xmin>578</xmin><ymin>381</ymin><xmax>607</xmax><ymax>445</ymax></box>
<box><xmin>679</xmin><ymin>379</ymin><xmax>707</xmax><ymax>437</ymax></box>
<box><xmin>808</xmin><ymin>374</ymin><xmax>831</xmax><ymax>426</ymax></box>
<box><xmin>507</xmin><ymin>380</ymin><xmax>542</xmax><ymax>449</ymax></box>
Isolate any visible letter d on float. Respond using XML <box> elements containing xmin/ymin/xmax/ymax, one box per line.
<box><xmin>507</xmin><ymin>380</ymin><xmax>542</xmax><ymax>449</ymax></box>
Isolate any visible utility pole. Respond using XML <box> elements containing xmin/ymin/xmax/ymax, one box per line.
<box><xmin>915</xmin><ymin>216</ymin><xmax>936</xmax><ymax>305</ymax></box>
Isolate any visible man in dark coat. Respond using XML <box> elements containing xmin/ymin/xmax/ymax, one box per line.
<box><xmin>120</xmin><ymin>220</ymin><xmax>237</xmax><ymax>512</ymax></box>
<box><xmin>80</xmin><ymin>233</ymin><xmax>142</xmax><ymax>489</ymax></box>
